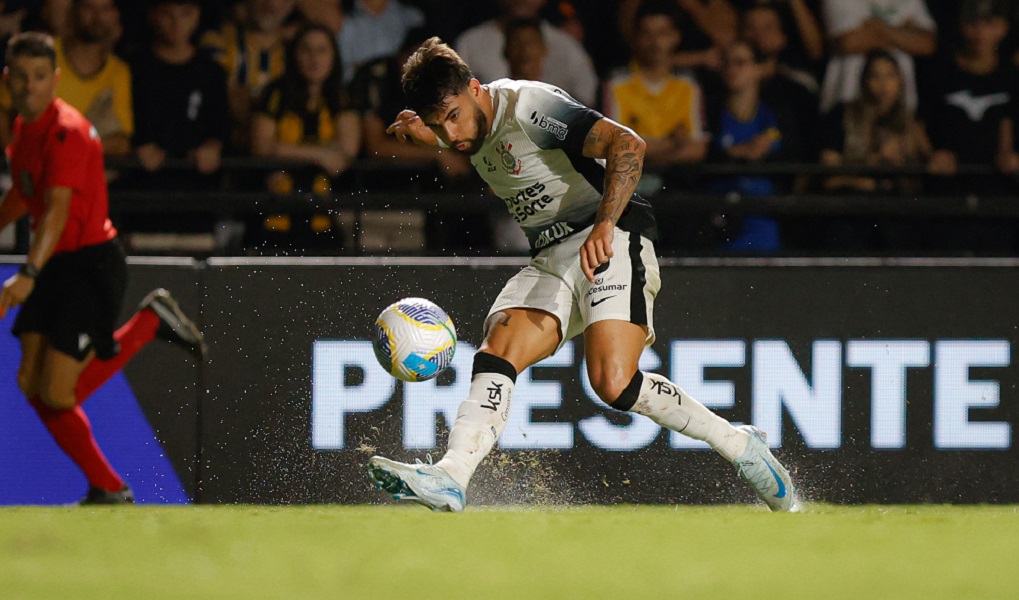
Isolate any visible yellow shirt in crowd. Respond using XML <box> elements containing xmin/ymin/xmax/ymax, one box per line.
<box><xmin>604</xmin><ymin>67</ymin><xmax>705</xmax><ymax>141</ymax></box>
<box><xmin>54</xmin><ymin>39</ymin><xmax>133</xmax><ymax>138</ymax></box>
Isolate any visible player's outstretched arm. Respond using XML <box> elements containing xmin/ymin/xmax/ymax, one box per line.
<box><xmin>579</xmin><ymin>118</ymin><xmax>647</xmax><ymax>282</ymax></box>
<box><xmin>386</xmin><ymin>110</ymin><xmax>441</xmax><ymax>148</ymax></box>
<box><xmin>0</xmin><ymin>187</ymin><xmax>70</xmax><ymax>317</ymax></box>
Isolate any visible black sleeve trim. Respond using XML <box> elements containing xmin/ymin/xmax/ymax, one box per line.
<box><xmin>563</xmin><ymin>108</ymin><xmax>603</xmax><ymax>156</ymax></box>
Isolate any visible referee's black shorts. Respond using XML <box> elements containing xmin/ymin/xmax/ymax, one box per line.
<box><xmin>12</xmin><ymin>238</ymin><xmax>128</xmax><ymax>361</ymax></box>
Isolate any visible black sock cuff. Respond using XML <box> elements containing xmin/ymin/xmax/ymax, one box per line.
<box><xmin>472</xmin><ymin>352</ymin><xmax>518</xmax><ymax>383</ymax></box>
<box><xmin>611</xmin><ymin>371</ymin><xmax>644</xmax><ymax>412</ymax></box>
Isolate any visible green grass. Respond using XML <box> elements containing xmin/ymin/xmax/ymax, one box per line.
<box><xmin>1</xmin><ymin>504</ymin><xmax>1017</xmax><ymax>600</ymax></box>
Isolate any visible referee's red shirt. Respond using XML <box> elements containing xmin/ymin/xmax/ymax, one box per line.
<box><xmin>6</xmin><ymin>98</ymin><xmax>117</xmax><ymax>253</ymax></box>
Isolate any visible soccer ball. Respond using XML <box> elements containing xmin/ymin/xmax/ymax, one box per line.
<box><xmin>373</xmin><ymin>298</ymin><xmax>457</xmax><ymax>382</ymax></box>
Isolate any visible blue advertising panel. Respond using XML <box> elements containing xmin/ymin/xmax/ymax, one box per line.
<box><xmin>0</xmin><ymin>263</ymin><xmax>198</xmax><ymax>504</ymax></box>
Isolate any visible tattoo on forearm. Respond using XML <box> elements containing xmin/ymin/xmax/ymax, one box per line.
<box><xmin>597</xmin><ymin>132</ymin><xmax>644</xmax><ymax>226</ymax></box>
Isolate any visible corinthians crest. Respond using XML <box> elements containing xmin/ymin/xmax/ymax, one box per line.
<box><xmin>495</xmin><ymin>141</ymin><xmax>522</xmax><ymax>175</ymax></box>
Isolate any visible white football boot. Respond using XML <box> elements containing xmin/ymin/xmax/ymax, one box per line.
<box><xmin>732</xmin><ymin>425</ymin><xmax>801</xmax><ymax>512</ymax></box>
<box><xmin>368</xmin><ymin>456</ymin><xmax>466</xmax><ymax>512</ymax></box>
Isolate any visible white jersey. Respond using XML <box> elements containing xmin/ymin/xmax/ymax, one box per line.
<box><xmin>470</xmin><ymin>79</ymin><xmax>657</xmax><ymax>254</ymax></box>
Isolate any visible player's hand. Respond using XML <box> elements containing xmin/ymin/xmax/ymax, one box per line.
<box><xmin>0</xmin><ymin>273</ymin><xmax>34</xmax><ymax>318</ymax></box>
<box><xmin>386</xmin><ymin>110</ymin><xmax>439</xmax><ymax>147</ymax></box>
<box><xmin>580</xmin><ymin>221</ymin><xmax>615</xmax><ymax>283</ymax></box>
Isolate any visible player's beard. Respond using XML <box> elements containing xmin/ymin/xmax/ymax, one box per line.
<box><xmin>454</xmin><ymin>102</ymin><xmax>489</xmax><ymax>155</ymax></box>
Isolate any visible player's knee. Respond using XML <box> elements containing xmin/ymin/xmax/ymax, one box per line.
<box><xmin>588</xmin><ymin>366</ymin><xmax>641</xmax><ymax>410</ymax></box>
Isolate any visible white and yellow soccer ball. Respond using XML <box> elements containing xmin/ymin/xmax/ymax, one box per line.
<box><xmin>373</xmin><ymin>298</ymin><xmax>457</xmax><ymax>382</ymax></box>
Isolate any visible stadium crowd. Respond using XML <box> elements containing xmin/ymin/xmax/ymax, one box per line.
<box><xmin>1</xmin><ymin>0</ymin><xmax>1018</xmax><ymax>255</ymax></box>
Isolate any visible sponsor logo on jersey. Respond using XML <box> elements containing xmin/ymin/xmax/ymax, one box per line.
<box><xmin>503</xmin><ymin>182</ymin><xmax>556</xmax><ymax>223</ymax></box>
<box><xmin>586</xmin><ymin>283</ymin><xmax>628</xmax><ymax>297</ymax></box>
<box><xmin>534</xmin><ymin>222</ymin><xmax>576</xmax><ymax>249</ymax></box>
<box><xmin>496</xmin><ymin>141</ymin><xmax>522</xmax><ymax>175</ymax></box>
<box><xmin>529</xmin><ymin>110</ymin><xmax>568</xmax><ymax>141</ymax></box>
<box><xmin>483</xmin><ymin>156</ymin><xmax>497</xmax><ymax>172</ymax></box>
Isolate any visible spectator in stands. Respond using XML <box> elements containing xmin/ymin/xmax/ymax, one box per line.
<box><xmin>456</xmin><ymin>0</ymin><xmax>598</xmax><ymax>106</ymax></box>
<box><xmin>922</xmin><ymin>0</ymin><xmax>1019</xmax><ymax>195</ymax></box>
<box><xmin>741</xmin><ymin>3</ymin><xmax>819</xmax><ymax>88</ymax></box>
<box><xmin>56</xmin><ymin>0</ymin><xmax>132</xmax><ymax>156</ymax></box>
<box><xmin>604</xmin><ymin>0</ymin><xmax>708</xmax><ymax>166</ymax></box>
<box><xmin>350</xmin><ymin>28</ymin><xmax>470</xmax><ymax>179</ymax></box>
<box><xmin>22</xmin><ymin>0</ymin><xmax>69</xmax><ymax>38</ymax></box>
<box><xmin>819</xmin><ymin>0</ymin><xmax>937</xmax><ymax>113</ymax></box>
<box><xmin>297</xmin><ymin>0</ymin><xmax>342</xmax><ymax>34</ymax></box>
<box><xmin>132</xmin><ymin>0</ymin><xmax>229</xmax><ymax>184</ymax></box>
<box><xmin>250</xmin><ymin>23</ymin><xmax>360</xmax><ymax>250</ymax></box>
<box><xmin>619</xmin><ymin>0</ymin><xmax>738</xmax><ymax>72</ymax></box>
<box><xmin>734</xmin><ymin>0</ymin><xmax>824</xmax><ymax>68</ymax></box>
<box><xmin>739</xmin><ymin>3</ymin><xmax>819</xmax><ymax>160</ymax></box>
<box><xmin>201</xmin><ymin>0</ymin><xmax>294</xmax><ymax>152</ymax></box>
<box><xmin>337</xmin><ymin>0</ymin><xmax>424</xmax><ymax>85</ymax></box>
<box><xmin>0</xmin><ymin>2</ymin><xmax>25</xmax><ymax>40</ymax></box>
<box><xmin>504</xmin><ymin>18</ymin><xmax>547</xmax><ymax>82</ymax></box>
<box><xmin>708</xmin><ymin>38</ymin><xmax>784</xmax><ymax>251</ymax></box>
<box><xmin>819</xmin><ymin>49</ymin><xmax>931</xmax><ymax>194</ymax></box>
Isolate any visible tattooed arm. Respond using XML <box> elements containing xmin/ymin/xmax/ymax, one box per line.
<box><xmin>578</xmin><ymin>118</ymin><xmax>647</xmax><ymax>282</ymax></box>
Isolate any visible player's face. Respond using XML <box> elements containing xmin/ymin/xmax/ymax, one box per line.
<box><xmin>864</xmin><ymin>57</ymin><xmax>902</xmax><ymax>113</ymax></box>
<box><xmin>5</xmin><ymin>56</ymin><xmax>58</xmax><ymax>122</ymax></box>
<box><xmin>72</xmin><ymin>0</ymin><xmax>120</xmax><ymax>44</ymax></box>
<box><xmin>295</xmin><ymin>30</ymin><xmax>335</xmax><ymax>85</ymax></box>
<box><xmin>422</xmin><ymin>84</ymin><xmax>489</xmax><ymax>155</ymax></box>
<box><xmin>634</xmin><ymin>15</ymin><xmax>680</xmax><ymax>67</ymax></box>
<box><xmin>150</xmin><ymin>3</ymin><xmax>201</xmax><ymax>46</ymax></box>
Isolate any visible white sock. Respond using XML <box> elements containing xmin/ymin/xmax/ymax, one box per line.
<box><xmin>629</xmin><ymin>372</ymin><xmax>749</xmax><ymax>462</ymax></box>
<box><xmin>435</xmin><ymin>372</ymin><xmax>514</xmax><ymax>487</ymax></box>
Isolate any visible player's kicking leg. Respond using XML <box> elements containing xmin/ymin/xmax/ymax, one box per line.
<box><xmin>369</xmin><ymin>307</ymin><xmax>560</xmax><ymax>511</ymax></box>
<box><xmin>585</xmin><ymin>319</ymin><xmax>799</xmax><ymax>512</ymax></box>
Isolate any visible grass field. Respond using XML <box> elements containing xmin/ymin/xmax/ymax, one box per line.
<box><xmin>1</xmin><ymin>504</ymin><xmax>1017</xmax><ymax>600</ymax></box>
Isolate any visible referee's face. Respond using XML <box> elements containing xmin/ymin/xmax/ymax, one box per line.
<box><xmin>5</xmin><ymin>56</ymin><xmax>58</xmax><ymax>123</ymax></box>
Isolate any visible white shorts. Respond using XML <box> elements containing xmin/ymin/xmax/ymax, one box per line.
<box><xmin>488</xmin><ymin>226</ymin><xmax>661</xmax><ymax>350</ymax></box>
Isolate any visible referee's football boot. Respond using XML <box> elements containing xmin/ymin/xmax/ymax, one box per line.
<box><xmin>368</xmin><ymin>455</ymin><xmax>466</xmax><ymax>512</ymax></box>
<box><xmin>732</xmin><ymin>425</ymin><xmax>800</xmax><ymax>512</ymax></box>
<box><xmin>79</xmin><ymin>485</ymin><xmax>135</xmax><ymax>505</ymax></box>
<box><xmin>140</xmin><ymin>288</ymin><xmax>209</xmax><ymax>362</ymax></box>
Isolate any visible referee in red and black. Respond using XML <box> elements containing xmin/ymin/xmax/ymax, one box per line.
<box><xmin>0</xmin><ymin>32</ymin><xmax>207</xmax><ymax>505</ymax></box>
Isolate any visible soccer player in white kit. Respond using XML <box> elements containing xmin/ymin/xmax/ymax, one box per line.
<box><xmin>369</xmin><ymin>38</ymin><xmax>799</xmax><ymax>512</ymax></box>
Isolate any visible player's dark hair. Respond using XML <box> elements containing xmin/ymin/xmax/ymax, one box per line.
<box><xmin>279</xmin><ymin>23</ymin><xmax>345</xmax><ymax>116</ymax></box>
<box><xmin>401</xmin><ymin>37</ymin><xmax>473</xmax><ymax>117</ymax></box>
<box><xmin>5</xmin><ymin>32</ymin><xmax>56</xmax><ymax>68</ymax></box>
